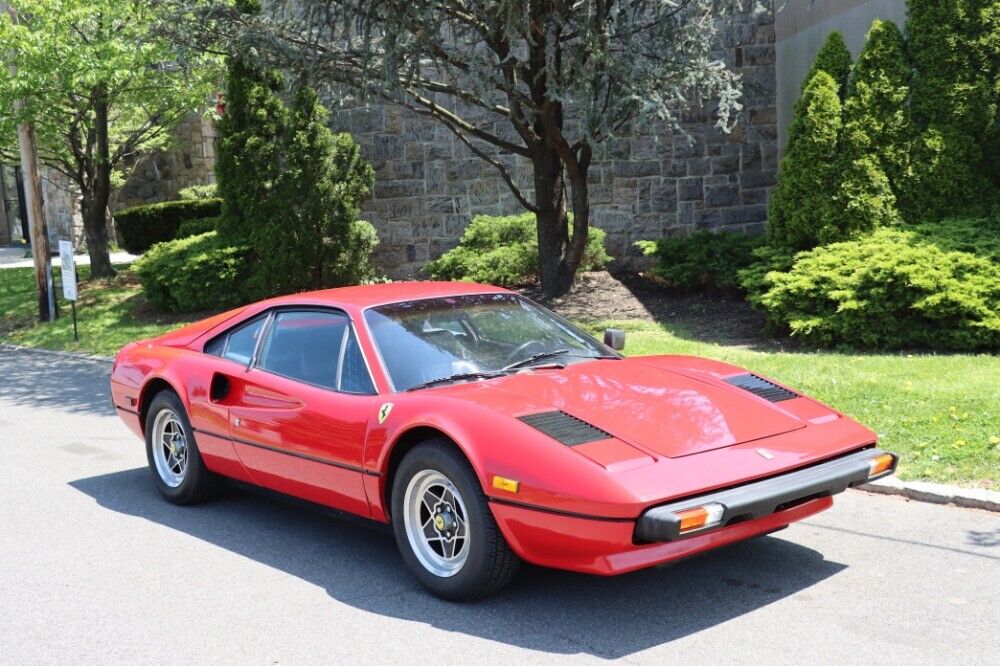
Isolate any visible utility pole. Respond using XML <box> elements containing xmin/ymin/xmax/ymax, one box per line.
<box><xmin>3</xmin><ymin>1</ymin><xmax>55</xmax><ymax>321</ymax></box>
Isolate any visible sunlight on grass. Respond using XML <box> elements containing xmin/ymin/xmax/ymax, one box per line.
<box><xmin>0</xmin><ymin>264</ymin><xmax>194</xmax><ymax>356</ymax></box>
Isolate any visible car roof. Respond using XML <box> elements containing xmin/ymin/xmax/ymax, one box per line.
<box><xmin>257</xmin><ymin>281</ymin><xmax>514</xmax><ymax>311</ymax></box>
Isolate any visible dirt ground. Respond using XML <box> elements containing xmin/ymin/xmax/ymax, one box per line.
<box><xmin>524</xmin><ymin>271</ymin><xmax>775</xmax><ymax>348</ymax></box>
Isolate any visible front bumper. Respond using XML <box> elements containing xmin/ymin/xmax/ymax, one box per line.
<box><xmin>634</xmin><ymin>448</ymin><xmax>897</xmax><ymax>542</ymax></box>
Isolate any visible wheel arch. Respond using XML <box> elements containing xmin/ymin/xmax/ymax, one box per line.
<box><xmin>137</xmin><ymin>376</ymin><xmax>183</xmax><ymax>436</ymax></box>
<box><xmin>381</xmin><ymin>425</ymin><xmax>481</xmax><ymax>521</ymax></box>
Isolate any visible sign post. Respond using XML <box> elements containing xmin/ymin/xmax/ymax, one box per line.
<box><xmin>58</xmin><ymin>240</ymin><xmax>78</xmax><ymax>341</ymax></box>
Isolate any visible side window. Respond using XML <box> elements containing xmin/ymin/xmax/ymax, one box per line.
<box><xmin>257</xmin><ymin>311</ymin><xmax>349</xmax><ymax>390</ymax></box>
<box><xmin>340</xmin><ymin>328</ymin><xmax>376</xmax><ymax>394</ymax></box>
<box><xmin>206</xmin><ymin>316</ymin><xmax>267</xmax><ymax>364</ymax></box>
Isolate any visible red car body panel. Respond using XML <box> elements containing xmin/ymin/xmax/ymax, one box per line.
<box><xmin>111</xmin><ymin>281</ymin><xmax>880</xmax><ymax>575</ymax></box>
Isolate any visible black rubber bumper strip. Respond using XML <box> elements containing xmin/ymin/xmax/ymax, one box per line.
<box><xmin>634</xmin><ymin>448</ymin><xmax>897</xmax><ymax>543</ymax></box>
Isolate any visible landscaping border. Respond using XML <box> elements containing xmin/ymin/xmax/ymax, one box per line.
<box><xmin>1</xmin><ymin>342</ymin><xmax>997</xmax><ymax>512</ymax></box>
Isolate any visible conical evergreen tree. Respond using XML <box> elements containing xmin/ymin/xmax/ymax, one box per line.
<box><xmin>802</xmin><ymin>31</ymin><xmax>853</xmax><ymax>99</ymax></box>
<box><xmin>768</xmin><ymin>71</ymin><xmax>844</xmax><ymax>250</ymax></box>
<box><xmin>214</xmin><ymin>56</ymin><xmax>287</xmax><ymax>242</ymax></box>
<box><xmin>248</xmin><ymin>85</ymin><xmax>375</xmax><ymax>297</ymax></box>
<box><xmin>903</xmin><ymin>0</ymin><xmax>996</xmax><ymax>218</ymax></box>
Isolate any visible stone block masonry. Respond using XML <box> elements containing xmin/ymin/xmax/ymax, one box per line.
<box><xmin>328</xmin><ymin>6</ymin><xmax>778</xmax><ymax>279</ymax></box>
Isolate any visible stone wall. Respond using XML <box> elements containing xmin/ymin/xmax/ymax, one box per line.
<box><xmin>115</xmin><ymin>113</ymin><xmax>217</xmax><ymax>210</ymax></box>
<box><xmin>327</xmin><ymin>6</ymin><xmax>778</xmax><ymax>278</ymax></box>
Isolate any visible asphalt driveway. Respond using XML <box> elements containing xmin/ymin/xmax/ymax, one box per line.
<box><xmin>0</xmin><ymin>347</ymin><xmax>997</xmax><ymax>663</ymax></box>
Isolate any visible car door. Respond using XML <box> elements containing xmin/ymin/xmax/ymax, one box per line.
<box><xmin>225</xmin><ymin>309</ymin><xmax>378</xmax><ymax>517</ymax></box>
<box><xmin>184</xmin><ymin>314</ymin><xmax>272</xmax><ymax>484</ymax></box>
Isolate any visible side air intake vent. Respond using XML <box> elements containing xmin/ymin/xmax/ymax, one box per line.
<box><xmin>724</xmin><ymin>373</ymin><xmax>798</xmax><ymax>402</ymax></box>
<box><xmin>518</xmin><ymin>411</ymin><xmax>611</xmax><ymax>446</ymax></box>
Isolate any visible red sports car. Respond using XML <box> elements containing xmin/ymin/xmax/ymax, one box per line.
<box><xmin>111</xmin><ymin>282</ymin><xmax>897</xmax><ymax>599</ymax></box>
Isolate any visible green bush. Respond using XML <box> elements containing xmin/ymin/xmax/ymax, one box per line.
<box><xmin>177</xmin><ymin>184</ymin><xmax>218</xmax><ymax>200</ymax></box>
<box><xmin>176</xmin><ymin>216</ymin><xmax>219</xmax><ymax>239</ymax></box>
<box><xmin>114</xmin><ymin>198</ymin><xmax>223</xmax><ymax>254</ymax></box>
<box><xmin>425</xmin><ymin>212</ymin><xmax>610</xmax><ymax>287</ymax></box>
<box><xmin>635</xmin><ymin>231</ymin><xmax>764</xmax><ymax>291</ymax></box>
<box><xmin>325</xmin><ymin>220</ymin><xmax>381</xmax><ymax>286</ymax></box>
<box><xmin>133</xmin><ymin>231</ymin><xmax>252</xmax><ymax>313</ymax></box>
<box><xmin>746</xmin><ymin>227</ymin><xmax>1000</xmax><ymax>351</ymax></box>
<box><xmin>767</xmin><ymin>71</ymin><xmax>843</xmax><ymax>251</ymax></box>
<box><xmin>912</xmin><ymin>216</ymin><xmax>1000</xmax><ymax>262</ymax></box>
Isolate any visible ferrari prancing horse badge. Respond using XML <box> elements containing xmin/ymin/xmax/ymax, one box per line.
<box><xmin>378</xmin><ymin>402</ymin><xmax>394</xmax><ymax>425</ymax></box>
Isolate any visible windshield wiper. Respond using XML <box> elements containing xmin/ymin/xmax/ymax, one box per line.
<box><xmin>406</xmin><ymin>370</ymin><xmax>506</xmax><ymax>392</ymax></box>
<box><xmin>503</xmin><ymin>349</ymin><xmax>571</xmax><ymax>371</ymax></box>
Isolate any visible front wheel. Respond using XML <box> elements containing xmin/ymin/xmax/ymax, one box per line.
<box><xmin>391</xmin><ymin>440</ymin><xmax>520</xmax><ymax>600</ymax></box>
<box><xmin>144</xmin><ymin>390</ymin><xmax>219</xmax><ymax>505</ymax></box>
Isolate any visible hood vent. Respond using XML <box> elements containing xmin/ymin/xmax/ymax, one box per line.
<box><xmin>518</xmin><ymin>411</ymin><xmax>611</xmax><ymax>446</ymax></box>
<box><xmin>724</xmin><ymin>373</ymin><xmax>798</xmax><ymax>402</ymax></box>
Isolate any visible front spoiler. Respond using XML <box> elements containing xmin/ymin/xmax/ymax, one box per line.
<box><xmin>635</xmin><ymin>448</ymin><xmax>897</xmax><ymax>542</ymax></box>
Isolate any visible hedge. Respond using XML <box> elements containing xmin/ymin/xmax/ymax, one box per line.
<box><xmin>114</xmin><ymin>198</ymin><xmax>223</xmax><ymax>254</ymax></box>
<box><xmin>133</xmin><ymin>231</ymin><xmax>252</xmax><ymax>313</ymax></box>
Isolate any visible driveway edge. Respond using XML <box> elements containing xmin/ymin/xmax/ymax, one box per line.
<box><xmin>857</xmin><ymin>477</ymin><xmax>1000</xmax><ymax>512</ymax></box>
<box><xmin>0</xmin><ymin>343</ymin><xmax>113</xmax><ymax>364</ymax></box>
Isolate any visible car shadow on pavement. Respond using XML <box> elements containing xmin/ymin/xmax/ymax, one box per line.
<box><xmin>0</xmin><ymin>349</ymin><xmax>114</xmax><ymax>416</ymax></box>
<box><xmin>71</xmin><ymin>468</ymin><xmax>847</xmax><ymax>659</ymax></box>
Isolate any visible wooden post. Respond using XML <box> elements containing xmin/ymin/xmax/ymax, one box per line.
<box><xmin>3</xmin><ymin>1</ymin><xmax>55</xmax><ymax>321</ymax></box>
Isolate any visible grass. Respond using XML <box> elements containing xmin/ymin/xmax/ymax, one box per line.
<box><xmin>0</xmin><ymin>264</ymin><xmax>189</xmax><ymax>356</ymax></box>
<box><xmin>2</xmin><ymin>265</ymin><xmax>997</xmax><ymax>487</ymax></box>
<box><xmin>582</xmin><ymin>320</ymin><xmax>1000</xmax><ymax>488</ymax></box>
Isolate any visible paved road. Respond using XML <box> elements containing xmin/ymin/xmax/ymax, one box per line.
<box><xmin>1</xmin><ymin>348</ymin><xmax>998</xmax><ymax>664</ymax></box>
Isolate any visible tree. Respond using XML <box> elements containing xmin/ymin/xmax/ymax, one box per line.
<box><xmin>0</xmin><ymin>0</ymin><xmax>219</xmax><ymax>277</ymax></box>
<box><xmin>767</xmin><ymin>71</ymin><xmax>843</xmax><ymax>251</ymax></box>
<box><xmin>802</xmin><ymin>31</ymin><xmax>853</xmax><ymax>100</ymax></box>
<box><xmin>214</xmin><ymin>56</ymin><xmax>286</xmax><ymax>243</ymax></box>
<box><xmin>168</xmin><ymin>0</ymin><xmax>744</xmax><ymax>296</ymax></box>
<box><xmin>836</xmin><ymin>19</ymin><xmax>907</xmax><ymax>229</ymax></box>
<box><xmin>246</xmin><ymin>85</ymin><xmax>375</xmax><ymax>297</ymax></box>
<box><xmin>840</xmin><ymin>20</ymin><xmax>910</xmax><ymax>195</ymax></box>
<box><xmin>903</xmin><ymin>0</ymin><xmax>997</xmax><ymax>219</ymax></box>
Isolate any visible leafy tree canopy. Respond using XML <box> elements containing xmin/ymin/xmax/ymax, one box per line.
<box><xmin>0</xmin><ymin>0</ymin><xmax>220</xmax><ymax>276</ymax></box>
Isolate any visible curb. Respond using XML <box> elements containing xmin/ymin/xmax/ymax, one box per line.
<box><xmin>0</xmin><ymin>343</ymin><xmax>113</xmax><ymax>364</ymax></box>
<box><xmin>857</xmin><ymin>477</ymin><xmax>1000</xmax><ymax>513</ymax></box>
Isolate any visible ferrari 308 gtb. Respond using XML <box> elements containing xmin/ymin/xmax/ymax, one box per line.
<box><xmin>111</xmin><ymin>282</ymin><xmax>897</xmax><ymax>599</ymax></box>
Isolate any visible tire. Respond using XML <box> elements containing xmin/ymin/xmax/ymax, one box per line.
<box><xmin>391</xmin><ymin>439</ymin><xmax>521</xmax><ymax>600</ymax></box>
<box><xmin>144</xmin><ymin>390</ymin><xmax>219</xmax><ymax>505</ymax></box>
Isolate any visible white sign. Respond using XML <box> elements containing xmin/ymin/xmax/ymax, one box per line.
<box><xmin>58</xmin><ymin>240</ymin><xmax>77</xmax><ymax>301</ymax></box>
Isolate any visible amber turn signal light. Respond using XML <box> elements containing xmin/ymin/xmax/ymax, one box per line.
<box><xmin>492</xmin><ymin>476</ymin><xmax>520</xmax><ymax>493</ymax></box>
<box><xmin>674</xmin><ymin>503</ymin><xmax>725</xmax><ymax>532</ymax></box>
<box><xmin>868</xmin><ymin>453</ymin><xmax>895</xmax><ymax>478</ymax></box>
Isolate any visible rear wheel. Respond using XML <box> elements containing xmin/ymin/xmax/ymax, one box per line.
<box><xmin>144</xmin><ymin>391</ymin><xmax>219</xmax><ymax>505</ymax></box>
<box><xmin>391</xmin><ymin>440</ymin><xmax>520</xmax><ymax>600</ymax></box>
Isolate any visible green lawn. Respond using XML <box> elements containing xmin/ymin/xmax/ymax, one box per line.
<box><xmin>2</xmin><ymin>265</ymin><xmax>997</xmax><ymax>487</ymax></box>
<box><xmin>0</xmin><ymin>264</ymin><xmax>184</xmax><ymax>356</ymax></box>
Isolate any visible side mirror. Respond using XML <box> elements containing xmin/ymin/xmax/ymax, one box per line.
<box><xmin>603</xmin><ymin>328</ymin><xmax>625</xmax><ymax>351</ymax></box>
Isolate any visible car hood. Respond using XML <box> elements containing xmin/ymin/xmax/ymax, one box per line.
<box><xmin>434</xmin><ymin>358</ymin><xmax>806</xmax><ymax>458</ymax></box>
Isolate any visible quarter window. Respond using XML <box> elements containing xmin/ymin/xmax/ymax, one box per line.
<box><xmin>212</xmin><ymin>316</ymin><xmax>267</xmax><ymax>365</ymax></box>
<box><xmin>256</xmin><ymin>310</ymin><xmax>375</xmax><ymax>394</ymax></box>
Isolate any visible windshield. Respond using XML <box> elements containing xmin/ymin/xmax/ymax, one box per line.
<box><xmin>364</xmin><ymin>293</ymin><xmax>613</xmax><ymax>391</ymax></box>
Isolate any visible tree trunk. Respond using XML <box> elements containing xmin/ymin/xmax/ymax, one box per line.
<box><xmin>533</xmin><ymin>147</ymin><xmax>574</xmax><ymax>297</ymax></box>
<box><xmin>84</xmin><ymin>84</ymin><xmax>115</xmax><ymax>278</ymax></box>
